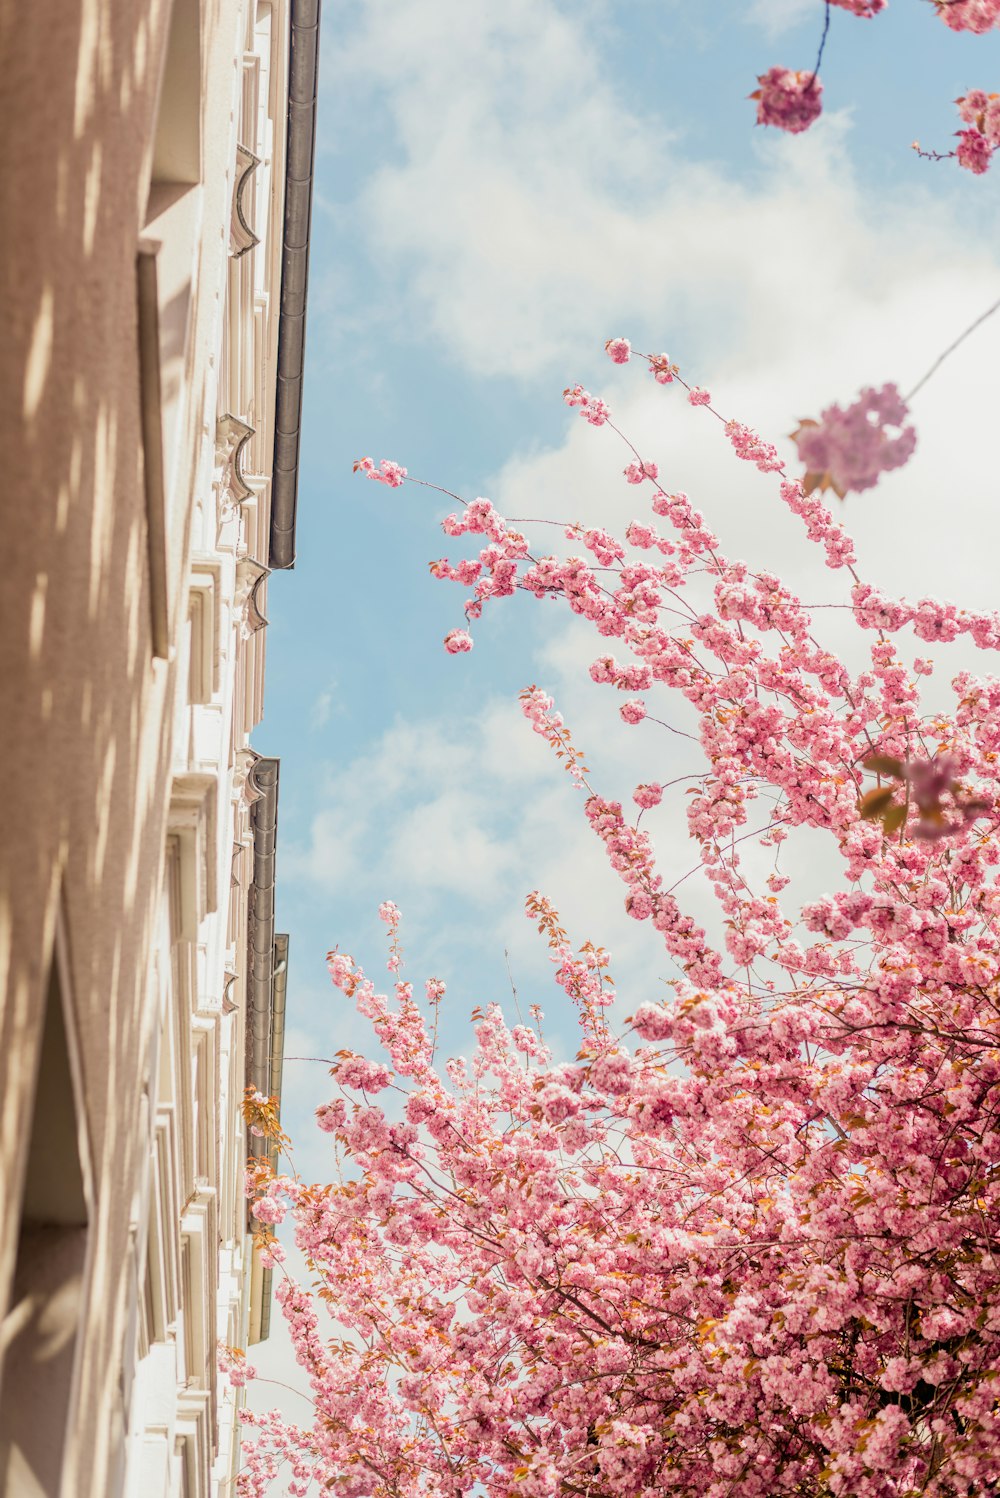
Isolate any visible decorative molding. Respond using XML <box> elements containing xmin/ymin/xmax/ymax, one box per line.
<box><xmin>234</xmin><ymin>556</ymin><xmax>269</xmax><ymax>637</ymax></box>
<box><xmin>221</xmin><ymin>972</ymin><xmax>239</xmax><ymax>1016</ymax></box>
<box><xmin>231</xmin><ymin>143</ymin><xmax>261</xmax><ymax>258</ymax></box>
<box><xmin>214</xmin><ymin>412</ymin><xmax>255</xmax><ymax>522</ymax></box>
<box><xmin>232</xmin><ymin>748</ymin><xmax>262</xmax><ymax>811</ymax></box>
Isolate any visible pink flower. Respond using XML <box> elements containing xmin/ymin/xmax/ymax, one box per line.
<box><xmin>218</xmin><ymin>1345</ymin><xmax>258</xmax><ymax>1388</ymax></box>
<box><xmin>984</xmin><ymin>98</ymin><xmax>1000</xmax><ymax>145</ymax></box>
<box><xmin>956</xmin><ymin>126</ymin><xmax>993</xmax><ymax>173</ymax></box>
<box><xmin>792</xmin><ymin>384</ymin><xmax>916</xmax><ymax>495</ymax></box>
<box><xmin>355</xmin><ymin>456</ymin><xmax>408</xmax><ymax>487</ymax></box>
<box><xmin>752</xmin><ymin>67</ymin><xmax>823</xmax><ymax>135</ymax></box>
<box><xmin>444</xmin><ymin>629</ymin><xmax>473</xmax><ymax>654</ymax></box>
<box><xmin>251</xmin><ymin>1193</ymin><xmax>286</xmax><ymax>1226</ymax></box>
<box><xmin>316</xmin><ymin>1100</ymin><xmax>346</xmax><ymax>1133</ymax></box>
<box><xmin>327</xmin><ymin>950</ymin><xmax>355</xmax><ymax>989</ymax></box>
<box><xmin>259</xmin><ymin>1240</ymin><xmax>286</xmax><ymax>1270</ymax></box>
<box><xmin>633</xmin><ymin>782</ymin><xmax>663</xmax><ymax>809</ymax></box>
<box><xmin>605</xmin><ymin>337</ymin><xmax>631</xmax><ymax>364</ymax></box>
<box><xmin>957</xmin><ymin>88</ymin><xmax>991</xmax><ymax>124</ymax></box>
<box><xmin>623</xmin><ymin>460</ymin><xmax>659</xmax><ymax>484</ymax></box>
<box><xmin>564</xmin><ymin>385</ymin><xmax>610</xmax><ymax>425</ymax></box>
<box><xmin>649</xmin><ymin>353</ymin><xmax>675</xmax><ymax>384</ymax></box>
<box><xmin>687</xmin><ymin>387</ymin><xmax>711</xmax><ymax>406</ymax></box>
<box><xmin>334</xmin><ymin>1055</ymin><xmax>394</xmax><ymax>1093</ymax></box>
<box><xmin>935</xmin><ymin>0</ymin><xmax>1000</xmax><ymax>33</ymax></box>
<box><xmin>620</xmin><ymin>699</ymin><xmax>647</xmax><ymax>725</ymax></box>
<box><xmin>830</xmin><ymin>0</ymin><xmax>886</xmax><ymax>13</ymax></box>
<box><xmin>726</xmin><ymin>420</ymin><xmax>783</xmax><ymax>473</ymax></box>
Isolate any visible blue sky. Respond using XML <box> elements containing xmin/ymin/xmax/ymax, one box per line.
<box><xmin>248</xmin><ymin>0</ymin><xmax>1000</xmax><ymax>1433</ymax></box>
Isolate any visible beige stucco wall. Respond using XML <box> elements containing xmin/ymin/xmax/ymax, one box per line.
<box><xmin>0</xmin><ymin>1</ymin><xmax>278</xmax><ymax>1492</ymax></box>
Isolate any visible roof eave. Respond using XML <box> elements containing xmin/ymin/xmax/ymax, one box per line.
<box><xmin>269</xmin><ymin>0</ymin><xmax>322</xmax><ymax>571</ymax></box>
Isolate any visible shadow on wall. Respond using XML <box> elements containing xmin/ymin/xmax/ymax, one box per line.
<box><xmin>0</xmin><ymin>0</ymin><xmax>200</xmax><ymax>1491</ymax></box>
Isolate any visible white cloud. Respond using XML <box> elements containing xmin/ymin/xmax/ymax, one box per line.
<box><xmin>305</xmin><ymin>0</ymin><xmax>1000</xmax><ymax>1003</ymax></box>
<box><xmin>310</xmin><ymin>684</ymin><xmax>336</xmax><ymax>729</ymax></box>
<box><xmin>329</xmin><ymin>0</ymin><xmax>998</xmax><ymax>383</ymax></box>
<box><xmin>745</xmin><ymin>0</ymin><xmax>818</xmax><ymax>37</ymax></box>
<box><xmin>297</xmin><ymin>0</ymin><xmax>1000</xmax><ymax>1081</ymax></box>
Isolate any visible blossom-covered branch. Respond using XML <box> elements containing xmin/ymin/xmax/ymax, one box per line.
<box><xmin>230</xmin><ymin>339</ymin><xmax>1000</xmax><ymax>1498</ymax></box>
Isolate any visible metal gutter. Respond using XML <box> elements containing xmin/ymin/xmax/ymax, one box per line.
<box><xmin>257</xmin><ymin>930</ymin><xmax>288</xmax><ymax>1342</ymax></box>
<box><xmin>246</xmin><ymin>760</ymin><xmax>287</xmax><ymax>1344</ymax></box>
<box><xmin>268</xmin><ymin>933</ymin><xmax>289</xmax><ymax>1142</ymax></box>
<box><xmin>269</xmin><ymin>0</ymin><xmax>322</xmax><ymax>571</ymax></box>
<box><xmin>246</xmin><ymin>757</ymin><xmax>279</xmax><ymax>1098</ymax></box>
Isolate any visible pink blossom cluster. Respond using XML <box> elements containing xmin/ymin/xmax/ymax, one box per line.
<box><xmin>620</xmin><ymin>698</ymin><xmax>646</xmax><ymax>724</ymax></box>
<box><xmin>633</xmin><ymin>781</ymin><xmax>663</xmax><ymax>809</ymax></box>
<box><xmin>520</xmin><ymin>686</ymin><xmax>588</xmax><ymax>785</ymax></box>
<box><xmin>752</xmin><ymin>66</ymin><xmax>823</xmax><ymax>134</ymax></box>
<box><xmin>237</xmin><ymin>1408</ymin><xmax>318</xmax><ymax>1498</ymax></box>
<box><xmin>333</xmin><ymin>1053</ymin><xmax>394</xmax><ymax>1093</ymax></box>
<box><xmin>353</xmin><ymin>455</ymin><xmax>407</xmax><ymax>487</ymax></box>
<box><xmin>725</xmin><ymin>418</ymin><xmax>784</xmax><ymax>472</ymax></box>
<box><xmin>605</xmin><ymin>336</ymin><xmax>631</xmax><ymax>364</ymax></box>
<box><xmin>623</xmin><ymin>458</ymin><xmax>659</xmax><ymax>484</ymax></box>
<box><xmin>648</xmin><ymin>351</ymin><xmax>676</xmax><ymax>384</ymax></box>
<box><xmin>443</xmin><ymin>628</ymin><xmax>473</xmax><ymax>654</ymax></box>
<box><xmin>792</xmin><ymin>383</ymin><xmax>917</xmax><ymax>495</ymax></box>
<box><xmin>778</xmin><ymin>477</ymin><xmax>858</xmax><ymax>568</ymax></box>
<box><xmin>954</xmin><ymin>89</ymin><xmax>1000</xmax><ymax>173</ymax></box>
<box><xmin>563</xmin><ymin>383</ymin><xmax>610</xmax><ymax>425</ymax></box>
<box><xmin>218</xmin><ymin>1343</ymin><xmax>257</xmax><ymax>1389</ymax></box>
<box><xmin>936</xmin><ymin>0</ymin><xmax>1000</xmax><ymax>31</ymax></box>
<box><xmin>434</xmin><ymin>495</ymin><xmax>531</xmax><ymax>623</ymax></box>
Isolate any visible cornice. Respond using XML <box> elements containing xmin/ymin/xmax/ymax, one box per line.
<box><xmin>231</xmin><ymin>143</ymin><xmax>261</xmax><ymax>259</ymax></box>
<box><xmin>234</xmin><ymin>556</ymin><xmax>270</xmax><ymax>637</ymax></box>
<box><xmin>215</xmin><ymin>412</ymin><xmax>255</xmax><ymax>522</ymax></box>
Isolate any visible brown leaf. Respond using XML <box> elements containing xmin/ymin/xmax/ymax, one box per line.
<box><xmin>863</xmin><ymin>754</ymin><xmax>905</xmax><ymax>779</ymax></box>
<box><xmin>882</xmin><ymin>803</ymin><xmax>907</xmax><ymax>835</ymax></box>
<box><xmin>858</xmin><ymin>786</ymin><xmax>895</xmax><ymax>821</ymax></box>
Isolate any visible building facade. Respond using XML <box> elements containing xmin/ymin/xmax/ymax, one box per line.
<box><xmin>0</xmin><ymin>0</ymin><xmax>317</xmax><ymax>1493</ymax></box>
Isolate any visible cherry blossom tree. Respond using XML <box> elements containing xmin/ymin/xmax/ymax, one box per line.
<box><xmin>229</xmin><ymin>339</ymin><xmax>1000</xmax><ymax>1498</ymax></box>
<box><xmin>753</xmin><ymin>1</ymin><xmax>1000</xmax><ymax>175</ymax></box>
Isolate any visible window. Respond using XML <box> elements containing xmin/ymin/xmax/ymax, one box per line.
<box><xmin>138</xmin><ymin>0</ymin><xmax>205</xmax><ymax>657</ymax></box>
<box><xmin>0</xmin><ymin>923</ymin><xmax>92</xmax><ymax>1497</ymax></box>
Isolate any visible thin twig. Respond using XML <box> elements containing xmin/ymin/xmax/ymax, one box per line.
<box><xmin>504</xmin><ymin>947</ymin><xmax>526</xmax><ymax>1029</ymax></box>
<box><xmin>905</xmin><ymin>293</ymin><xmax>1000</xmax><ymax>402</ymax></box>
<box><xmin>911</xmin><ymin>143</ymin><xmax>956</xmax><ymax>166</ymax></box>
<box><xmin>808</xmin><ymin>2</ymin><xmax>832</xmax><ymax>88</ymax></box>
